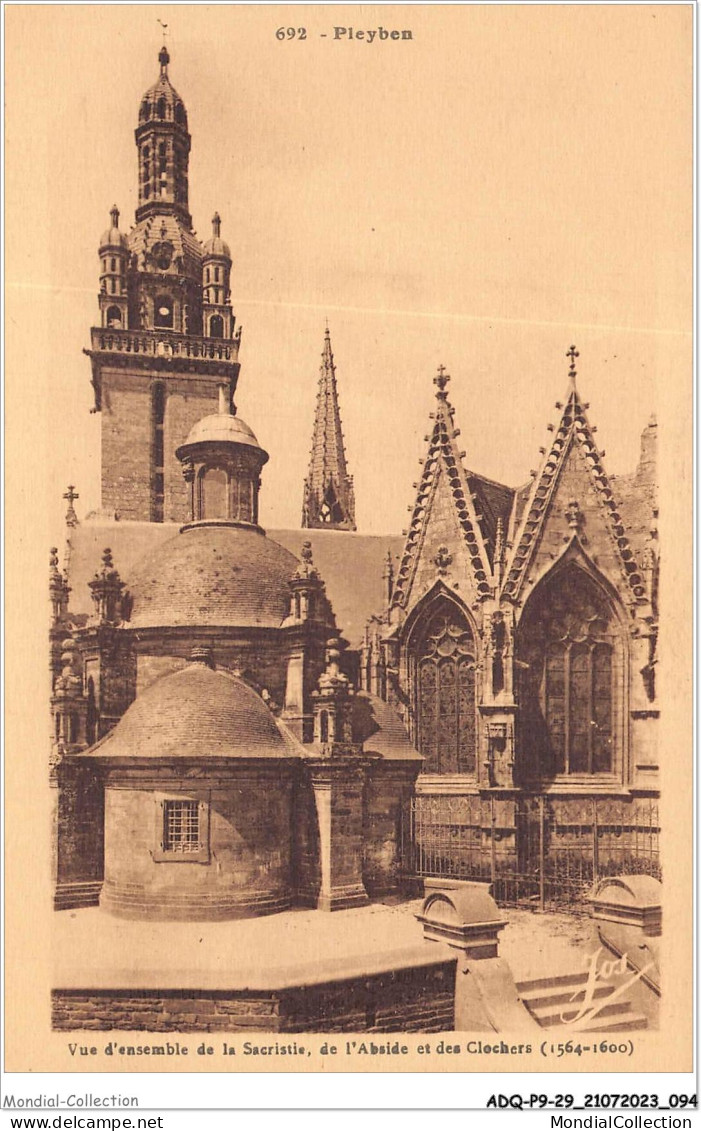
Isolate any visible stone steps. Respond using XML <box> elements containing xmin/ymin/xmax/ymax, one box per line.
<box><xmin>517</xmin><ymin>971</ymin><xmax>648</xmax><ymax>1034</ymax></box>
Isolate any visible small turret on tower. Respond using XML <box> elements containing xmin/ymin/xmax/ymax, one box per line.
<box><xmin>202</xmin><ymin>213</ymin><xmax>234</xmax><ymax>339</ymax></box>
<box><xmin>302</xmin><ymin>327</ymin><xmax>356</xmax><ymax>530</ymax></box>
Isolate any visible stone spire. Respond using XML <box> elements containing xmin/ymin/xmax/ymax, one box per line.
<box><xmin>302</xmin><ymin>327</ymin><xmax>356</xmax><ymax>530</ymax></box>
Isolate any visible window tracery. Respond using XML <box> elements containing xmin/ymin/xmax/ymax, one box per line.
<box><xmin>517</xmin><ymin>567</ymin><xmax>621</xmax><ymax>778</ymax></box>
<box><xmin>412</xmin><ymin>599</ymin><xmax>477</xmax><ymax>774</ymax></box>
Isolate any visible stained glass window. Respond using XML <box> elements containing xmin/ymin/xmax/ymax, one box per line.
<box><xmin>414</xmin><ymin>601</ymin><xmax>476</xmax><ymax>774</ymax></box>
<box><xmin>518</xmin><ymin>568</ymin><xmax>617</xmax><ymax>777</ymax></box>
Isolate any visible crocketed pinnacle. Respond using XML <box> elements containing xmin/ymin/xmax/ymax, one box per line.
<box><xmin>301</xmin><ymin>327</ymin><xmax>356</xmax><ymax>530</ymax></box>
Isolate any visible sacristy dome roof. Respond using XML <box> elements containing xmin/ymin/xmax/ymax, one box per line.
<box><xmin>124</xmin><ymin>524</ymin><xmax>299</xmax><ymax>629</ymax></box>
<box><xmin>88</xmin><ymin>661</ymin><xmax>295</xmax><ymax>760</ymax></box>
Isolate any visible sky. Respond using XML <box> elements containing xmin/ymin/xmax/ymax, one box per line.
<box><xmin>5</xmin><ymin>4</ymin><xmax>691</xmax><ymax>544</ymax></box>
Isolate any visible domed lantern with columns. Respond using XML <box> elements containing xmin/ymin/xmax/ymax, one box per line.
<box><xmin>175</xmin><ymin>381</ymin><xmax>269</xmax><ymax>528</ymax></box>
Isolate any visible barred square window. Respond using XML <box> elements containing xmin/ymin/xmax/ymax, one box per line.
<box><xmin>155</xmin><ymin>795</ymin><xmax>210</xmax><ymax>863</ymax></box>
<box><xmin>163</xmin><ymin>799</ymin><xmax>200</xmax><ymax>853</ymax></box>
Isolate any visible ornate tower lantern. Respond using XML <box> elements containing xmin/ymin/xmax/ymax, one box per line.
<box><xmin>175</xmin><ymin>381</ymin><xmax>269</xmax><ymax>528</ymax></box>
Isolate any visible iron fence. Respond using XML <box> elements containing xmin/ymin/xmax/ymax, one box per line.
<box><xmin>401</xmin><ymin>793</ymin><xmax>660</xmax><ymax>912</ymax></box>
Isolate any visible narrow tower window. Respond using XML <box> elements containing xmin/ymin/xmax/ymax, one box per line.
<box><xmin>151</xmin><ymin>383</ymin><xmax>166</xmax><ymax>523</ymax></box>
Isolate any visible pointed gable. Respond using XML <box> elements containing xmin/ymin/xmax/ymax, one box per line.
<box><xmin>391</xmin><ymin>366</ymin><xmax>494</xmax><ymax>612</ymax></box>
<box><xmin>502</xmin><ymin>347</ymin><xmax>650</xmax><ymax>612</ymax></box>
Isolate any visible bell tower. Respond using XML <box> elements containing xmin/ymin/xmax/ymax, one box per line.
<box><xmin>84</xmin><ymin>47</ymin><xmax>241</xmax><ymax>523</ymax></box>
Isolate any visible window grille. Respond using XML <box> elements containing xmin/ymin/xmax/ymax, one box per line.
<box><xmin>163</xmin><ymin>799</ymin><xmax>200</xmax><ymax>854</ymax></box>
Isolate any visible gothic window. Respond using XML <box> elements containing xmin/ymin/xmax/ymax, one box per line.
<box><xmin>411</xmin><ymin>599</ymin><xmax>477</xmax><ymax>774</ymax></box>
<box><xmin>175</xmin><ymin>104</ymin><xmax>186</xmax><ymax>126</ymax></box>
<box><xmin>320</xmin><ymin>484</ymin><xmax>344</xmax><ymax>524</ymax></box>
<box><xmin>105</xmin><ymin>305</ymin><xmax>122</xmax><ymax>328</ymax></box>
<box><xmin>517</xmin><ymin>567</ymin><xmax>621</xmax><ymax>778</ymax></box>
<box><xmin>157</xmin><ymin>97</ymin><xmax>166</xmax><ymax>120</ymax></box>
<box><xmin>210</xmin><ymin>314</ymin><xmax>224</xmax><ymax>338</ymax></box>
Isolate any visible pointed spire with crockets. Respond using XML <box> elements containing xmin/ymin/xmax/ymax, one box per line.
<box><xmin>302</xmin><ymin>326</ymin><xmax>356</xmax><ymax>530</ymax></box>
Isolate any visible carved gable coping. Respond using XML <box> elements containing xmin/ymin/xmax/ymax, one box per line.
<box><xmin>391</xmin><ymin>367</ymin><xmax>493</xmax><ymax>611</ymax></box>
<box><xmin>501</xmin><ymin>353</ymin><xmax>650</xmax><ymax>612</ymax></box>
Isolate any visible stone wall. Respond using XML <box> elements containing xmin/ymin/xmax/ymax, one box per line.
<box><xmin>363</xmin><ymin>764</ymin><xmax>417</xmax><ymax>896</ymax></box>
<box><xmin>52</xmin><ymin>958</ymin><xmax>456</xmax><ymax>1032</ymax></box>
<box><xmin>101</xmin><ymin>766</ymin><xmax>297</xmax><ymax>920</ymax></box>
<box><xmin>163</xmin><ymin>378</ymin><xmax>220</xmax><ymax>522</ymax></box>
<box><xmin>100</xmin><ymin>369</ymin><xmax>220</xmax><ymax>523</ymax></box>
<box><xmin>54</xmin><ymin>763</ymin><xmax>105</xmax><ymax>909</ymax></box>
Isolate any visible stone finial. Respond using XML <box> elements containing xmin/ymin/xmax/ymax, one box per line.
<box><xmin>88</xmin><ymin>547</ymin><xmax>125</xmax><ymax>625</ymax></box>
<box><xmin>63</xmin><ymin>485</ymin><xmax>79</xmax><ymax>528</ymax></box>
<box><xmin>434</xmin><ymin>364</ymin><xmax>450</xmax><ymax>397</ymax></box>
<box><xmin>49</xmin><ymin>547</ymin><xmax>70</xmax><ymax>622</ymax></box>
<box><xmin>566</xmin><ymin>344</ymin><xmax>579</xmax><ymax>382</ymax></box>
<box><xmin>313</xmin><ymin>637</ymin><xmax>354</xmax><ymax>747</ymax></box>
<box><xmin>110</xmin><ymin>205</ymin><xmax>120</xmax><ymax>229</ymax></box>
<box><xmin>293</xmin><ymin>540</ymin><xmax>320</xmax><ymax>583</ymax></box>
<box><xmin>212</xmin><ymin>212</ymin><xmax>221</xmax><ymax>238</ymax></box>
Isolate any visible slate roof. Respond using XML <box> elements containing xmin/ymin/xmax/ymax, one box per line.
<box><xmin>87</xmin><ymin>662</ymin><xmax>299</xmax><ymax>760</ymax></box>
<box><xmin>63</xmin><ymin>520</ymin><xmax>403</xmax><ymax>646</ymax></box>
<box><xmin>466</xmin><ymin>472</ymin><xmax>515</xmax><ymax>563</ymax></box>
<box><xmin>353</xmin><ymin>693</ymin><xmax>422</xmax><ymax>762</ymax></box>
<box><xmin>125</xmin><ymin>524</ymin><xmax>299</xmax><ymax>629</ymax></box>
<box><xmin>127</xmin><ymin>213</ymin><xmax>203</xmax><ymax>281</ymax></box>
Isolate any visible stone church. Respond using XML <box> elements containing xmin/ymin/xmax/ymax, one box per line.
<box><xmin>50</xmin><ymin>47</ymin><xmax>660</xmax><ymax>921</ymax></box>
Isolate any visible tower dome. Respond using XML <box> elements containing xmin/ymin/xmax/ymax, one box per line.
<box><xmin>99</xmin><ymin>205</ymin><xmax>128</xmax><ymax>251</ymax></box>
<box><xmin>203</xmin><ymin>212</ymin><xmax>231</xmax><ymax>259</ymax></box>
<box><xmin>175</xmin><ymin>381</ymin><xmax>269</xmax><ymax>528</ymax></box>
<box><xmin>138</xmin><ymin>46</ymin><xmax>188</xmax><ymax>130</ymax></box>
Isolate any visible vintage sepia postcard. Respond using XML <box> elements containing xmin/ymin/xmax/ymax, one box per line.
<box><xmin>3</xmin><ymin>2</ymin><xmax>694</xmax><ymax>1087</ymax></box>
